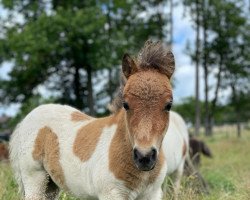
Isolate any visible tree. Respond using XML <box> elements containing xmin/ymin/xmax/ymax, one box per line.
<box><xmin>0</xmin><ymin>0</ymin><xmax>168</xmax><ymax>126</ymax></box>
<box><xmin>204</xmin><ymin>0</ymin><xmax>249</xmax><ymax>135</ymax></box>
<box><xmin>183</xmin><ymin>0</ymin><xmax>249</xmax><ymax>136</ymax></box>
<box><xmin>183</xmin><ymin>0</ymin><xmax>202</xmax><ymax>135</ymax></box>
<box><xmin>0</xmin><ymin>2</ymin><xmax>107</xmax><ymax>116</ymax></box>
<box><xmin>202</xmin><ymin>0</ymin><xmax>210</xmax><ymax>136</ymax></box>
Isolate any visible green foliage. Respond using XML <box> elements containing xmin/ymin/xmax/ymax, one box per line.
<box><xmin>173</xmin><ymin>97</ymin><xmax>198</xmax><ymax>125</ymax></box>
<box><xmin>0</xmin><ymin>0</ymin><xmax>167</xmax><ymax>123</ymax></box>
<box><xmin>0</xmin><ymin>2</ymin><xmax>108</xmax><ymax>109</ymax></box>
<box><xmin>173</xmin><ymin>96</ymin><xmax>250</xmax><ymax>126</ymax></box>
<box><xmin>183</xmin><ymin>0</ymin><xmax>250</xmax><ymax>132</ymax></box>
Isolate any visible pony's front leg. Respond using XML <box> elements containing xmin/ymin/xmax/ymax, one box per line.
<box><xmin>98</xmin><ymin>188</ymin><xmax>129</xmax><ymax>200</ymax></box>
<box><xmin>98</xmin><ymin>193</ymin><xmax>127</xmax><ymax>200</ymax></box>
<box><xmin>138</xmin><ymin>188</ymin><xmax>163</xmax><ymax>200</ymax></box>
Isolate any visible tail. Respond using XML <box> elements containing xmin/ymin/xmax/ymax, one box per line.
<box><xmin>185</xmin><ymin>153</ymin><xmax>210</xmax><ymax>194</ymax></box>
<box><xmin>9</xmin><ymin>123</ymin><xmax>25</xmax><ymax>197</ymax></box>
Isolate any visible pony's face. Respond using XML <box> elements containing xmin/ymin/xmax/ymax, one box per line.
<box><xmin>122</xmin><ymin>53</ymin><xmax>174</xmax><ymax>171</ymax></box>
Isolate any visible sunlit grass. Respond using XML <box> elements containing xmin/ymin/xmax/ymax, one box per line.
<box><xmin>172</xmin><ymin>129</ymin><xmax>250</xmax><ymax>200</ymax></box>
<box><xmin>1</xmin><ymin>129</ymin><xmax>250</xmax><ymax>200</ymax></box>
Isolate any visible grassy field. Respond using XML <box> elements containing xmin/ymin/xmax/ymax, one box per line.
<box><xmin>1</xmin><ymin>129</ymin><xmax>250</xmax><ymax>200</ymax></box>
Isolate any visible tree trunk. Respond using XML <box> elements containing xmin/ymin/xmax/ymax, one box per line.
<box><xmin>202</xmin><ymin>0</ymin><xmax>210</xmax><ymax>136</ymax></box>
<box><xmin>108</xmin><ymin>68</ymin><xmax>114</xmax><ymax>101</ymax></box>
<box><xmin>86</xmin><ymin>64</ymin><xmax>95</xmax><ymax>116</ymax></box>
<box><xmin>207</xmin><ymin>115</ymin><xmax>213</xmax><ymax>135</ymax></box>
<box><xmin>156</xmin><ymin>2</ymin><xmax>164</xmax><ymax>39</ymax></box>
<box><xmin>231</xmin><ymin>84</ymin><xmax>241</xmax><ymax>138</ymax></box>
<box><xmin>73</xmin><ymin>65</ymin><xmax>83</xmax><ymax>110</ymax></box>
<box><xmin>209</xmin><ymin>53</ymin><xmax>223</xmax><ymax>134</ymax></box>
<box><xmin>195</xmin><ymin>0</ymin><xmax>201</xmax><ymax>136</ymax></box>
<box><xmin>106</xmin><ymin>2</ymin><xmax>113</xmax><ymax>103</ymax></box>
<box><xmin>237</xmin><ymin>121</ymin><xmax>241</xmax><ymax>138</ymax></box>
<box><xmin>169</xmin><ymin>0</ymin><xmax>173</xmax><ymax>48</ymax></box>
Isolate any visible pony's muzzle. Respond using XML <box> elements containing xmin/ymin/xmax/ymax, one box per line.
<box><xmin>133</xmin><ymin>147</ymin><xmax>157</xmax><ymax>171</ymax></box>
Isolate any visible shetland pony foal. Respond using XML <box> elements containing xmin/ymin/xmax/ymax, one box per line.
<box><xmin>10</xmin><ymin>41</ymin><xmax>175</xmax><ymax>200</ymax></box>
<box><xmin>109</xmin><ymin>72</ymin><xmax>189</xmax><ymax>198</ymax></box>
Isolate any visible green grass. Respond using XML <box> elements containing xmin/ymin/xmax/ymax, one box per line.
<box><xmin>171</xmin><ymin>129</ymin><xmax>250</xmax><ymax>200</ymax></box>
<box><xmin>1</xmin><ymin>129</ymin><xmax>250</xmax><ymax>200</ymax></box>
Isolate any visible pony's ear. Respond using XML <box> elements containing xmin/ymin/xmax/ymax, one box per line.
<box><xmin>122</xmin><ymin>53</ymin><xmax>138</xmax><ymax>79</ymax></box>
<box><xmin>164</xmin><ymin>51</ymin><xmax>175</xmax><ymax>79</ymax></box>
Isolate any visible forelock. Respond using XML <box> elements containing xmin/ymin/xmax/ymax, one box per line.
<box><xmin>136</xmin><ymin>40</ymin><xmax>174</xmax><ymax>76</ymax></box>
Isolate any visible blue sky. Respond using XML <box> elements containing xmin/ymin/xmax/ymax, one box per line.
<box><xmin>0</xmin><ymin>2</ymin><xmax>234</xmax><ymax>116</ymax></box>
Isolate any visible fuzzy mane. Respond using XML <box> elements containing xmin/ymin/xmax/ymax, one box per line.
<box><xmin>108</xmin><ymin>40</ymin><xmax>174</xmax><ymax>113</ymax></box>
<box><xmin>137</xmin><ymin>40</ymin><xmax>174</xmax><ymax>76</ymax></box>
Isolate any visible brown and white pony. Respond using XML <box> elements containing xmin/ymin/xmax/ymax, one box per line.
<box><xmin>109</xmin><ymin>67</ymin><xmax>189</xmax><ymax>198</ymax></box>
<box><xmin>10</xmin><ymin>41</ymin><xmax>180</xmax><ymax>200</ymax></box>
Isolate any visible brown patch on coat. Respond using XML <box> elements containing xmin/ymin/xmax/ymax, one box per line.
<box><xmin>73</xmin><ymin>114</ymin><xmax>118</xmax><ymax>162</ymax></box>
<box><xmin>0</xmin><ymin>143</ymin><xmax>9</xmax><ymax>160</ymax></box>
<box><xmin>109</xmin><ymin>111</ymin><xmax>165</xmax><ymax>190</ymax></box>
<box><xmin>182</xmin><ymin>140</ymin><xmax>187</xmax><ymax>157</ymax></box>
<box><xmin>71</xmin><ymin>111</ymin><xmax>92</xmax><ymax>122</ymax></box>
<box><xmin>33</xmin><ymin>126</ymin><xmax>66</xmax><ymax>189</ymax></box>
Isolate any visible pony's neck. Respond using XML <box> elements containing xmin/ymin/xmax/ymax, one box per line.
<box><xmin>108</xmin><ymin>109</ymin><xmax>165</xmax><ymax>190</ymax></box>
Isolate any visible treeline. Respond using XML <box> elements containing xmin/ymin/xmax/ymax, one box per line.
<box><xmin>173</xmin><ymin>96</ymin><xmax>250</xmax><ymax>135</ymax></box>
<box><xmin>183</xmin><ymin>0</ymin><xmax>249</xmax><ymax>136</ymax></box>
<box><xmin>0</xmin><ymin>0</ymin><xmax>249</xmax><ymax>136</ymax></box>
<box><xmin>0</xmin><ymin>0</ymin><xmax>170</xmax><ymax>126</ymax></box>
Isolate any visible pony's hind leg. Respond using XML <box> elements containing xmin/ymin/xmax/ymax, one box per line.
<box><xmin>45</xmin><ymin>176</ymin><xmax>60</xmax><ymax>200</ymax></box>
<box><xmin>22</xmin><ymin>168</ymin><xmax>59</xmax><ymax>200</ymax></box>
<box><xmin>22</xmin><ymin>168</ymin><xmax>48</xmax><ymax>200</ymax></box>
<box><xmin>171</xmin><ymin>160</ymin><xmax>185</xmax><ymax>199</ymax></box>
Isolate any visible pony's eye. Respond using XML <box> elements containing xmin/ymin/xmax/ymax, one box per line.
<box><xmin>123</xmin><ymin>102</ymin><xmax>130</xmax><ymax>111</ymax></box>
<box><xmin>164</xmin><ymin>101</ymin><xmax>172</xmax><ymax>112</ymax></box>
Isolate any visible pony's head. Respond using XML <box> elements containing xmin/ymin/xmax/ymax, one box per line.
<box><xmin>121</xmin><ymin>41</ymin><xmax>175</xmax><ymax>171</ymax></box>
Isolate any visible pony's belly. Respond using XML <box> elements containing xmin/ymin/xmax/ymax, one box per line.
<box><xmin>58</xmin><ymin>138</ymin><xmax>101</xmax><ymax>197</ymax></box>
<box><xmin>61</xmin><ymin>156</ymin><xmax>125</xmax><ymax>198</ymax></box>
<box><xmin>61</xmin><ymin>162</ymin><xmax>95</xmax><ymax>197</ymax></box>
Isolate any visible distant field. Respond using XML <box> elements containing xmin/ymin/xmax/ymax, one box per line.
<box><xmin>1</xmin><ymin>129</ymin><xmax>250</xmax><ymax>200</ymax></box>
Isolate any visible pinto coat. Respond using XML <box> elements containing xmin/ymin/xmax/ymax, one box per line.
<box><xmin>10</xmin><ymin>104</ymin><xmax>189</xmax><ymax>200</ymax></box>
<box><xmin>10</xmin><ymin>41</ymin><xmax>185</xmax><ymax>200</ymax></box>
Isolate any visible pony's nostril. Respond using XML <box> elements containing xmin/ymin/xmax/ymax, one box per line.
<box><xmin>151</xmin><ymin>148</ymin><xmax>157</xmax><ymax>161</ymax></box>
<box><xmin>133</xmin><ymin>148</ymin><xmax>138</xmax><ymax>160</ymax></box>
<box><xmin>133</xmin><ymin>148</ymin><xmax>142</xmax><ymax>160</ymax></box>
<box><xmin>133</xmin><ymin>148</ymin><xmax>157</xmax><ymax>171</ymax></box>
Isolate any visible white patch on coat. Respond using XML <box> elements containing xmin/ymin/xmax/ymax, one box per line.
<box><xmin>10</xmin><ymin>104</ymin><xmax>187</xmax><ymax>199</ymax></box>
<box><xmin>163</xmin><ymin>111</ymin><xmax>189</xmax><ymax>174</ymax></box>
